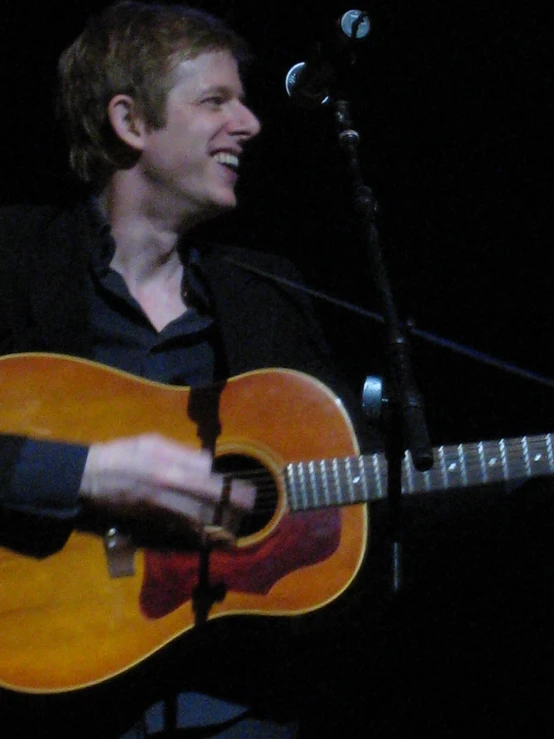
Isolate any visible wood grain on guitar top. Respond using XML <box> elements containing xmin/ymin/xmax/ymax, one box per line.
<box><xmin>0</xmin><ymin>353</ymin><xmax>367</xmax><ymax>694</ymax></box>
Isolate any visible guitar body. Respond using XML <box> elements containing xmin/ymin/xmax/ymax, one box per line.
<box><xmin>0</xmin><ymin>354</ymin><xmax>367</xmax><ymax>694</ymax></box>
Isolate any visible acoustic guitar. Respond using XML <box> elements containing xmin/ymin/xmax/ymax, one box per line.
<box><xmin>0</xmin><ymin>353</ymin><xmax>551</xmax><ymax>694</ymax></box>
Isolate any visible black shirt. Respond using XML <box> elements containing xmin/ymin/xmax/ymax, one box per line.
<box><xmin>9</xmin><ymin>201</ymin><xmax>221</xmax><ymax>515</ymax></box>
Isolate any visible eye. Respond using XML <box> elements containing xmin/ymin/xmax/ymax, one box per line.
<box><xmin>202</xmin><ymin>96</ymin><xmax>225</xmax><ymax>108</ymax></box>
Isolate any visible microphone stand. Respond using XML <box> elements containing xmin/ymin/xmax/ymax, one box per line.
<box><xmin>332</xmin><ymin>98</ymin><xmax>434</xmax><ymax>592</ymax></box>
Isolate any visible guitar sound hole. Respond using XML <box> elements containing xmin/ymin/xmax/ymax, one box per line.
<box><xmin>213</xmin><ymin>454</ymin><xmax>278</xmax><ymax>537</ymax></box>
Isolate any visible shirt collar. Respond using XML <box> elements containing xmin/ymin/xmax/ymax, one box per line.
<box><xmin>84</xmin><ymin>197</ymin><xmax>212</xmax><ymax>313</ymax></box>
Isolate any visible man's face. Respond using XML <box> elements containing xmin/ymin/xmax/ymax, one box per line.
<box><xmin>138</xmin><ymin>49</ymin><xmax>261</xmax><ymax>223</ymax></box>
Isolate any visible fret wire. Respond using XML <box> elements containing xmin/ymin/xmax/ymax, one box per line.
<box><xmin>403</xmin><ymin>452</ymin><xmax>414</xmax><ymax>494</ymax></box>
<box><xmin>457</xmin><ymin>443</ymin><xmax>468</xmax><ymax>486</ymax></box>
<box><xmin>287</xmin><ymin>432</ymin><xmax>551</xmax><ymax>513</ymax></box>
<box><xmin>522</xmin><ymin>436</ymin><xmax>531</xmax><ymax>477</ymax></box>
<box><xmin>332</xmin><ymin>458</ymin><xmax>340</xmax><ymax>503</ymax></box>
<box><xmin>372</xmin><ymin>453</ymin><xmax>385</xmax><ymax>500</ymax></box>
<box><xmin>438</xmin><ymin>446</ymin><xmax>448</xmax><ymax>488</ymax></box>
<box><xmin>496</xmin><ymin>440</ymin><xmax>506</xmax><ymax>479</ymax></box>
<box><xmin>285</xmin><ymin>463</ymin><xmax>296</xmax><ymax>511</ymax></box>
<box><xmin>499</xmin><ymin>438</ymin><xmax>508</xmax><ymax>481</ymax></box>
<box><xmin>308</xmin><ymin>461</ymin><xmax>317</xmax><ymax>509</ymax></box>
<box><xmin>333</xmin><ymin>458</ymin><xmax>340</xmax><ymax>503</ymax></box>
<box><xmin>532</xmin><ymin>435</ymin><xmax>546</xmax><ymax>473</ymax></box>
<box><xmin>527</xmin><ymin>434</ymin><xmax>551</xmax><ymax>476</ymax></box>
<box><xmin>335</xmin><ymin>458</ymin><xmax>342</xmax><ymax>502</ymax></box>
<box><xmin>345</xmin><ymin>456</ymin><xmax>355</xmax><ymax>504</ymax></box>
<box><xmin>358</xmin><ymin>454</ymin><xmax>370</xmax><ymax>501</ymax></box>
<box><xmin>293</xmin><ymin>463</ymin><xmax>304</xmax><ymax>511</ymax></box>
<box><xmin>544</xmin><ymin>434</ymin><xmax>554</xmax><ymax>472</ymax></box>
<box><xmin>359</xmin><ymin>457</ymin><xmax>368</xmax><ymax>499</ymax></box>
<box><xmin>320</xmin><ymin>459</ymin><xmax>331</xmax><ymax>507</ymax></box>
<box><xmin>441</xmin><ymin>445</ymin><xmax>457</xmax><ymax>488</ymax></box>
<box><xmin>358</xmin><ymin>456</ymin><xmax>370</xmax><ymax>503</ymax></box>
<box><xmin>450</xmin><ymin>444</ymin><xmax>463</xmax><ymax>485</ymax></box>
<box><xmin>298</xmin><ymin>462</ymin><xmax>308</xmax><ymax>510</ymax></box>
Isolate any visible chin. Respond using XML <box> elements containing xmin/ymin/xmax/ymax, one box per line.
<box><xmin>211</xmin><ymin>193</ymin><xmax>238</xmax><ymax>213</ymax></box>
<box><xmin>192</xmin><ymin>198</ymin><xmax>237</xmax><ymax>227</ymax></box>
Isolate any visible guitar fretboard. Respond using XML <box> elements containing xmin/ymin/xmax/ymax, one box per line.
<box><xmin>286</xmin><ymin>433</ymin><xmax>553</xmax><ymax>512</ymax></box>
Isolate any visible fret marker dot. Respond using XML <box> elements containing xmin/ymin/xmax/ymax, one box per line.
<box><xmin>488</xmin><ymin>458</ymin><xmax>497</xmax><ymax>466</ymax></box>
<box><xmin>534</xmin><ymin>454</ymin><xmax>542</xmax><ymax>462</ymax></box>
<box><xmin>448</xmin><ymin>463</ymin><xmax>457</xmax><ymax>471</ymax></box>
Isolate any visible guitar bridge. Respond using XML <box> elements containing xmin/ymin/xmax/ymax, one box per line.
<box><xmin>103</xmin><ymin>527</ymin><xmax>136</xmax><ymax>578</ymax></box>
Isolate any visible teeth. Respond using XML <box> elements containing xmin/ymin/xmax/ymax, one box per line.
<box><xmin>213</xmin><ymin>152</ymin><xmax>239</xmax><ymax>170</ymax></box>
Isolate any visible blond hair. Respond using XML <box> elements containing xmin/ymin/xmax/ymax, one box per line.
<box><xmin>57</xmin><ymin>1</ymin><xmax>249</xmax><ymax>188</ymax></box>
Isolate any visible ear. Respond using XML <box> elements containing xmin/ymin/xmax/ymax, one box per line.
<box><xmin>107</xmin><ymin>95</ymin><xmax>147</xmax><ymax>151</ymax></box>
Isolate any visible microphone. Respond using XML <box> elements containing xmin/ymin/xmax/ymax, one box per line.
<box><xmin>285</xmin><ymin>10</ymin><xmax>371</xmax><ymax>108</ymax></box>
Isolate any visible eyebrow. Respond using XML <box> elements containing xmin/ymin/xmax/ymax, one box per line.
<box><xmin>199</xmin><ymin>84</ymin><xmax>247</xmax><ymax>102</ymax></box>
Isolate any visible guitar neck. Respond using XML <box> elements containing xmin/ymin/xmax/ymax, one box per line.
<box><xmin>286</xmin><ymin>433</ymin><xmax>554</xmax><ymax>512</ymax></box>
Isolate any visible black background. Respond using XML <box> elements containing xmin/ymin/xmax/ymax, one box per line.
<box><xmin>2</xmin><ymin>2</ymin><xmax>553</xmax><ymax>736</ymax></box>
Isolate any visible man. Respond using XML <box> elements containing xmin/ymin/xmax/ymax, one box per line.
<box><xmin>0</xmin><ymin>2</ymin><xmax>369</xmax><ymax>737</ymax></box>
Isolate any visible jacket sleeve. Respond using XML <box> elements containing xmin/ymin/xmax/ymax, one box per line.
<box><xmin>0</xmin><ymin>207</ymin><xmax>88</xmax><ymax>522</ymax></box>
<box><xmin>4</xmin><ymin>440</ymin><xmax>87</xmax><ymax>518</ymax></box>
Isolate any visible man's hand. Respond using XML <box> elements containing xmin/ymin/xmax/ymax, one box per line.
<box><xmin>79</xmin><ymin>433</ymin><xmax>255</xmax><ymax>545</ymax></box>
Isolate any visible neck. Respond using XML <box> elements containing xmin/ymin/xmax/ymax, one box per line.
<box><xmin>97</xmin><ymin>180</ymin><xmax>195</xmax><ymax>331</ymax></box>
<box><xmin>98</xmin><ymin>180</ymin><xmax>191</xmax><ymax>286</ymax></box>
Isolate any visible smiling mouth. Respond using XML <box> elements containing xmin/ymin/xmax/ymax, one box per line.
<box><xmin>213</xmin><ymin>152</ymin><xmax>240</xmax><ymax>172</ymax></box>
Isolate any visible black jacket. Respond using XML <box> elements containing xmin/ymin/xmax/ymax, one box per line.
<box><xmin>0</xmin><ymin>202</ymin><xmax>375</xmax><ymax>738</ymax></box>
<box><xmin>0</xmin><ymin>202</ymin><xmax>362</xmax><ymax>517</ymax></box>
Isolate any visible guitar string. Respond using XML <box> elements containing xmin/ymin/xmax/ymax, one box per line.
<box><xmin>229</xmin><ymin>444</ymin><xmax>549</xmax><ymax>515</ymax></box>
<box><xmin>232</xmin><ymin>445</ymin><xmax>548</xmax><ymax>491</ymax></box>
<box><xmin>225</xmin><ymin>438</ymin><xmax>547</xmax><ymax>486</ymax></box>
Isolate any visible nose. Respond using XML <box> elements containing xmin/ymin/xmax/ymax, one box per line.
<box><xmin>232</xmin><ymin>101</ymin><xmax>261</xmax><ymax>141</ymax></box>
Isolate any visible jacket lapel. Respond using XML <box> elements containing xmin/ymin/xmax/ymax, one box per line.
<box><xmin>202</xmin><ymin>247</ymin><xmax>277</xmax><ymax>376</ymax></box>
<box><xmin>28</xmin><ymin>205</ymin><xmax>91</xmax><ymax>356</ymax></box>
